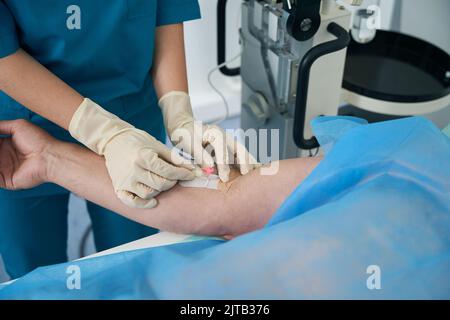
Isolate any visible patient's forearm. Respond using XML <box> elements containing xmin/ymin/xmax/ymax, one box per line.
<box><xmin>45</xmin><ymin>142</ymin><xmax>320</xmax><ymax>236</ymax></box>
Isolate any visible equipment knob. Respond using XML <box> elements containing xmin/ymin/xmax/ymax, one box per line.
<box><xmin>243</xmin><ymin>93</ymin><xmax>271</xmax><ymax>126</ymax></box>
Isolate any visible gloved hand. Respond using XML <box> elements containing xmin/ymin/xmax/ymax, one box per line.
<box><xmin>159</xmin><ymin>91</ymin><xmax>258</xmax><ymax>182</ymax></box>
<box><xmin>69</xmin><ymin>98</ymin><xmax>196</xmax><ymax>208</ymax></box>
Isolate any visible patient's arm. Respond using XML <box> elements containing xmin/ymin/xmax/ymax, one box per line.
<box><xmin>45</xmin><ymin>143</ymin><xmax>320</xmax><ymax>237</ymax></box>
<box><xmin>0</xmin><ymin>119</ymin><xmax>320</xmax><ymax>237</ymax></box>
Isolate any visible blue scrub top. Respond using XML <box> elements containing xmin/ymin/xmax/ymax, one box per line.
<box><xmin>0</xmin><ymin>0</ymin><xmax>201</xmax><ymax>197</ymax></box>
<box><xmin>0</xmin><ymin>0</ymin><xmax>200</xmax><ymax>112</ymax></box>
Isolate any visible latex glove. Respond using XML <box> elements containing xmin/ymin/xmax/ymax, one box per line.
<box><xmin>69</xmin><ymin>98</ymin><xmax>196</xmax><ymax>208</ymax></box>
<box><xmin>159</xmin><ymin>91</ymin><xmax>258</xmax><ymax>182</ymax></box>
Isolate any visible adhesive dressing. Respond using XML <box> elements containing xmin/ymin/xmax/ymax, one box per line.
<box><xmin>180</xmin><ymin>168</ymin><xmax>242</xmax><ymax>192</ymax></box>
<box><xmin>180</xmin><ymin>175</ymin><xmax>220</xmax><ymax>190</ymax></box>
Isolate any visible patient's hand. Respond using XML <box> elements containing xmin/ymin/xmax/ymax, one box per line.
<box><xmin>0</xmin><ymin>119</ymin><xmax>56</xmax><ymax>190</ymax></box>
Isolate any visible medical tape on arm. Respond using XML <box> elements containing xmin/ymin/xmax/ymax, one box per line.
<box><xmin>179</xmin><ymin>175</ymin><xmax>220</xmax><ymax>190</ymax></box>
<box><xmin>179</xmin><ymin>169</ymin><xmax>242</xmax><ymax>193</ymax></box>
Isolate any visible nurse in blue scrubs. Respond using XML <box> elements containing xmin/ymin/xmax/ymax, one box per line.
<box><xmin>0</xmin><ymin>0</ymin><xmax>256</xmax><ymax>279</ymax></box>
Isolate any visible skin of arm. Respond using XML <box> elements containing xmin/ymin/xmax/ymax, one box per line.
<box><xmin>0</xmin><ymin>120</ymin><xmax>321</xmax><ymax>237</ymax></box>
<box><xmin>152</xmin><ymin>23</ymin><xmax>189</xmax><ymax>97</ymax></box>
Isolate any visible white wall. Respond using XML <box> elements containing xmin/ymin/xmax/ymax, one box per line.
<box><xmin>184</xmin><ymin>0</ymin><xmax>242</xmax><ymax>123</ymax></box>
<box><xmin>392</xmin><ymin>0</ymin><xmax>450</xmax><ymax>126</ymax></box>
<box><xmin>392</xmin><ymin>0</ymin><xmax>449</xmax><ymax>53</ymax></box>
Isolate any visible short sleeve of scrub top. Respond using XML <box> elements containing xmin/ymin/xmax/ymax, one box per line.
<box><xmin>156</xmin><ymin>0</ymin><xmax>201</xmax><ymax>26</ymax></box>
<box><xmin>0</xmin><ymin>1</ymin><xmax>19</xmax><ymax>57</ymax></box>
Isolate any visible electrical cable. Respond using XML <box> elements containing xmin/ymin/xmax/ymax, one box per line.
<box><xmin>208</xmin><ymin>50</ymin><xmax>243</xmax><ymax>124</ymax></box>
<box><xmin>209</xmin><ymin>5</ymin><xmax>243</xmax><ymax>125</ymax></box>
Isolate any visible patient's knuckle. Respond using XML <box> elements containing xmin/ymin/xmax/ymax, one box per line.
<box><xmin>13</xmin><ymin>119</ymin><xmax>27</xmax><ymax>127</ymax></box>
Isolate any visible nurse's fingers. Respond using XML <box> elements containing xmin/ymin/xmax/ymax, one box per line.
<box><xmin>153</xmin><ymin>140</ymin><xmax>196</xmax><ymax>172</ymax></box>
<box><xmin>138</xmin><ymin>166</ymin><xmax>178</xmax><ymax>192</ymax></box>
<box><xmin>203</xmin><ymin>126</ymin><xmax>231</xmax><ymax>182</ymax></box>
<box><xmin>226</xmin><ymin>136</ymin><xmax>258</xmax><ymax>175</ymax></box>
<box><xmin>193</xmin><ymin>139</ymin><xmax>215</xmax><ymax>169</ymax></box>
<box><xmin>134</xmin><ymin>183</ymin><xmax>159</xmax><ymax>200</ymax></box>
<box><xmin>116</xmin><ymin>190</ymin><xmax>158</xmax><ymax>209</ymax></box>
<box><xmin>138</xmin><ymin>149</ymin><xmax>195</xmax><ymax>181</ymax></box>
<box><xmin>169</xmin><ymin>124</ymin><xmax>215</xmax><ymax>169</ymax></box>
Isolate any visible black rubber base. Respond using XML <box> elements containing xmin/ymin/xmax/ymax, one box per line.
<box><xmin>338</xmin><ymin>104</ymin><xmax>406</xmax><ymax>123</ymax></box>
<box><xmin>343</xmin><ymin>30</ymin><xmax>450</xmax><ymax>104</ymax></box>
